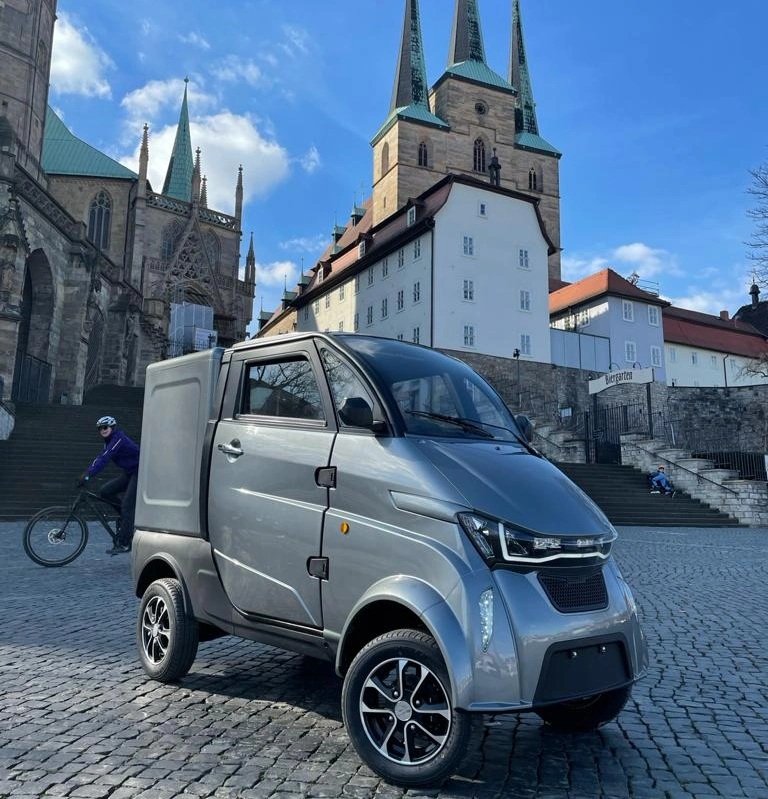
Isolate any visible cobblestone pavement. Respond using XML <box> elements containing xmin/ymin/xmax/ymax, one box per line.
<box><xmin>2</xmin><ymin>522</ymin><xmax>768</xmax><ymax>799</ymax></box>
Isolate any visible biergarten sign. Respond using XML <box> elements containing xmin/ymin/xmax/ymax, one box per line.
<box><xmin>588</xmin><ymin>367</ymin><xmax>655</xmax><ymax>395</ymax></box>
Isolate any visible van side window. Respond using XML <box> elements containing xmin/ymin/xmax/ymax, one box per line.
<box><xmin>244</xmin><ymin>358</ymin><xmax>324</xmax><ymax>420</ymax></box>
<box><xmin>319</xmin><ymin>348</ymin><xmax>376</xmax><ymax>428</ymax></box>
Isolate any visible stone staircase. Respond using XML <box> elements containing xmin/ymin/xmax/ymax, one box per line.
<box><xmin>556</xmin><ymin>463</ymin><xmax>744</xmax><ymax>527</ymax></box>
<box><xmin>0</xmin><ymin>386</ymin><xmax>143</xmax><ymax>520</ymax></box>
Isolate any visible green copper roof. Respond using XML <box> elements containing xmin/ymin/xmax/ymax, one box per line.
<box><xmin>510</xmin><ymin>0</ymin><xmax>539</xmax><ymax>135</ymax></box>
<box><xmin>41</xmin><ymin>107</ymin><xmax>137</xmax><ymax>179</ymax></box>
<box><xmin>372</xmin><ymin>103</ymin><xmax>450</xmax><ymax>145</ymax></box>
<box><xmin>515</xmin><ymin>131</ymin><xmax>561</xmax><ymax>157</ymax></box>
<box><xmin>391</xmin><ymin>0</ymin><xmax>429</xmax><ymax>111</ymax></box>
<box><xmin>162</xmin><ymin>82</ymin><xmax>195</xmax><ymax>202</ymax></box>
<box><xmin>444</xmin><ymin>60</ymin><xmax>514</xmax><ymax>92</ymax></box>
<box><xmin>448</xmin><ymin>0</ymin><xmax>486</xmax><ymax>65</ymax></box>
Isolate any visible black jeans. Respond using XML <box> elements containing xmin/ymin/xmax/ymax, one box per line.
<box><xmin>99</xmin><ymin>471</ymin><xmax>138</xmax><ymax>546</ymax></box>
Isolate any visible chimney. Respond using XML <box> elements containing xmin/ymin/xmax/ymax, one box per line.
<box><xmin>719</xmin><ymin>310</ymin><xmax>729</xmax><ymax>321</ymax></box>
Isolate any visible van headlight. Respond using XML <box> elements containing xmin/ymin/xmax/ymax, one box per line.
<box><xmin>458</xmin><ymin>512</ymin><xmax>616</xmax><ymax>565</ymax></box>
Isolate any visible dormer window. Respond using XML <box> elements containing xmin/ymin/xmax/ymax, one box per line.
<box><xmin>407</xmin><ymin>206</ymin><xmax>416</xmax><ymax>226</ymax></box>
<box><xmin>358</xmin><ymin>240</ymin><xmax>367</xmax><ymax>258</ymax></box>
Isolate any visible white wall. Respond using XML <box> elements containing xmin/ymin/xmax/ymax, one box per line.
<box><xmin>665</xmin><ymin>344</ymin><xmax>768</xmax><ymax>387</ymax></box>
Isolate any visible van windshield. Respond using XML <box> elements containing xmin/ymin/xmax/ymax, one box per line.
<box><xmin>339</xmin><ymin>336</ymin><xmax>524</xmax><ymax>442</ymax></box>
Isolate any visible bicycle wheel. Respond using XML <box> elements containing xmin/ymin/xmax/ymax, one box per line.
<box><xmin>23</xmin><ymin>506</ymin><xmax>89</xmax><ymax>567</ymax></box>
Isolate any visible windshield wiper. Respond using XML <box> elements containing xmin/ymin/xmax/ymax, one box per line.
<box><xmin>405</xmin><ymin>410</ymin><xmax>495</xmax><ymax>438</ymax></box>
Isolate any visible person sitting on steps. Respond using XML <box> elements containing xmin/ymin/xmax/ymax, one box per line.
<box><xmin>79</xmin><ymin>415</ymin><xmax>140</xmax><ymax>555</ymax></box>
<box><xmin>649</xmin><ymin>465</ymin><xmax>676</xmax><ymax>497</ymax></box>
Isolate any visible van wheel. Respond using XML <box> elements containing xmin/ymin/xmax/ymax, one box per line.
<box><xmin>535</xmin><ymin>684</ymin><xmax>632</xmax><ymax>732</ymax></box>
<box><xmin>137</xmin><ymin>578</ymin><xmax>199</xmax><ymax>682</ymax></box>
<box><xmin>341</xmin><ymin>629</ymin><xmax>471</xmax><ymax>787</ymax></box>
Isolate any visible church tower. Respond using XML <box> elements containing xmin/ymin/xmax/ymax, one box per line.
<box><xmin>0</xmin><ymin>0</ymin><xmax>57</xmax><ymax>183</ymax></box>
<box><xmin>371</xmin><ymin>0</ymin><xmax>562</xmax><ymax>278</ymax></box>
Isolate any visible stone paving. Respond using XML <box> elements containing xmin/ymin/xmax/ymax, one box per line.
<box><xmin>1</xmin><ymin>521</ymin><xmax>767</xmax><ymax>799</ymax></box>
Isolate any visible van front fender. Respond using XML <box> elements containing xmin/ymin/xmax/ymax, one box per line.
<box><xmin>335</xmin><ymin>575</ymin><xmax>475</xmax><ymax>708</ymax></box>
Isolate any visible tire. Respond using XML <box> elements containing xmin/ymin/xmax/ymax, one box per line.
<box><xmin>535</xmin><ymin>684</ymin><xmax>632</xmax><ymax>732</ymax></box>
<box><xmin>341</xmin><ymin>629</ymin><xmax>471</xmax><ymax>788</ymax></box>
<box><xmin>23</xmin><ymin>507</ymin><xmax>88</xmax><ymax>567</ymax></box>
<box><xmin>137</xmin><ymin>578</ymin><xmax>199</xmax><ymax>682</ymax></box>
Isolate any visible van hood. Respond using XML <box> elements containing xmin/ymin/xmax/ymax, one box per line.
<box><xmin>413</xmin><ymin>439</ymin><xmax>613</xmax><ymax>536</ymax></box>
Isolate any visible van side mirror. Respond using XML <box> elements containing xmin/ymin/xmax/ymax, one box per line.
<box><xmin>515</xmin><ymin>414</ymin><xmax>534</xmax><ymax>443</ymax></box>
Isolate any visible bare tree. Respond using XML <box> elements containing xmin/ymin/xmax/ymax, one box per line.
<box><xmin>741</xmin><ymin>352</ymin><xmax>768</xmax><ymax>379</ymax></box>
<box><xmin>747</xmin><ymin>163</ymin><xmax>768</xmax><ymax>286</ymax></box>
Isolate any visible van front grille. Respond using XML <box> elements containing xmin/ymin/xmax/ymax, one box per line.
<box><xmin>538</xmin><ymin>569</ymin><xmax>608</xmax><ymax>613</ymax></box>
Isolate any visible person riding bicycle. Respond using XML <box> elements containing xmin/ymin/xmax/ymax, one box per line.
<box><xmin>79</xmin><ymin>415</ymin><xmax>140</xmax><ymax>555</ymax></box>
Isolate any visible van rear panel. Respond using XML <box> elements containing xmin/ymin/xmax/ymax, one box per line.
<box><xmin>135</xmin><ymin>347</ymin><xmax>223</xmax><ymax>536</ymax></box>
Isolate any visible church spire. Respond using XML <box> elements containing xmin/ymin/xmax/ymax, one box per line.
<box><xmin>448</xmin><ymin>0</ymin><xmax>486</xmax><ymax>66</ymax></box>
<box><xmin>510</xmin><ymin>0</ymin><xmax>538</xmax><ymax>135</ymax></box>
<box><xmin>246</xmin><ymin>231</ymin><xmax>256</xmax><ymax>288</ymax></box>
<box><xmin>162</xmin><ymin>78</ymin><xmax>195</xmax><ymax>202</ymax></box>
<box><xmin>138</xmin><ymin>123</ymin><xmax>149</xmax><ymax>198</ymax></box>
<box><xmin>234</xmin><ymin>164</ymin><xmax>243</xmax><ymax>223</ymax></box>
<box><xmin>390</xmin><ymin>0</ymin><xmax>429</xmax><ymax>111</ymax></box>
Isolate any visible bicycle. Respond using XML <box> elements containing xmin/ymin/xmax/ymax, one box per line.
<box><xmin>23</xmin><ymin>488</ymin><xmax>123</xmax><ymax>567</ymax></box>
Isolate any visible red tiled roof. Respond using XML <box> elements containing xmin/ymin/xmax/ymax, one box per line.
<box><xmin>663</xmin><ymin>305</ymin><xmax>768</xmax><ymax>358</ymax></box>
<box><xmin>549</xmin><ymin>268</ymin><xmax>668</xmax><ymax>314</ymax></box>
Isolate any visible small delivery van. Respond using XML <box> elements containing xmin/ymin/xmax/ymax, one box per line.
<box><xmin>132</xmin><ymin>333</ymin><xmax>647</xmax><ymax>787</ymax></box>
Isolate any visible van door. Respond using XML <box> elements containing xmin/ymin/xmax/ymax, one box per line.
<box><xmin>207</xmin><ymin>343</ymin><xmax>334</xmax><ymax>628</ymax></box>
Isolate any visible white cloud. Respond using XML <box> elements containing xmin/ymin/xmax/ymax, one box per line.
<box><xmin>50</xmin><ymin>13</ymin><xmax>113</xmax><ymax>98</ymax></box>
<box><xmin>300</xmin><ymin>146</ymin><xmax>321</xmax><ymax>174</ymax></box>
<box><xmin>611</xmin><ymin>242</ymin><xmax>678</xmax><ymax>278</ymax></box>
<box><xmin>179</xmin><ymin>32</ymin><xmax>211</xmax><ymax>51</ymax></box>
<box><xmin>210</xmin><ymin>57</ymin><xmax>268</xmax><ymax>88</ymax></box>
<box><xmin>256</xmin><ymin>260</ymin><xmax>299</xmax><ymax>288</ymax></box>
<box><xmin>281</xmin><ymin>25</ymin><xmax>311</xmax><ymax>57</ymax></box>
<box><xmin>120</xmin><ymin>78</ymin><xmax>217</xmax><ymax>128</ymax></box>
<box><xmin>561</xmin><ymin>255</ymin><xmax>610</xmax><ymax>282</ymax></box>
<box><xmin>279</xmin><ymin>234</ymin><xmax>328</xmax><ymax>254</ymax></box>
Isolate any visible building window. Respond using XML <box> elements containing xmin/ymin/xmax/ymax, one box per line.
<box><xmin>463</xmin><ymin>325</ymin><xmax>475</xmax><ymax>347</ymax></box>
<box><xmin>324</xmin><ymin>294</ymin><xmax>330</xmax><ymax>309</ymax></box>
<box><xmin>366</xmin><ymin>306</ymin><xmax>373</xmax><ymax>326</ymax></box>
<box><xmin>88</xmin><ymin>191</ymin><xmax>112</xmax><ymax>250</ymax></box>
<box><xmin>625</xmin><ymin>341</ymin><xmax>637</xmax><ymax>362</ymax></box>
<box><xmin>303</xmin><ymin>307</ymin><xmax>309</xmax><ymax>322</ymax></box>
<box><xmin>463</xmin><ymin>236</ymin><xmax>474</xmax><ymax>256</ymax></box>
<box><xmin>367</xmin><ymin>269</ymin><xmax>374</xmax><ymax>286</ymax></box>
<box><xmin>668</xmin><ymin>346</ymin><xmax>677</xmax><ymax>363</ymax></box>
<box><xmin>651</xmin><ymin>346</ymin><xmax>662</xmax><ymax>367</ymax></box>
<box><xmin>398</xmin><ymin>248</ymin><xmax>405</xmax><ymax>269</ymax></box>
<box><xmin>418</xmin><ymin>141</ymin><xmax>428</xmax><ymax>167</ymax></box>
<box><xmin>382</xmin><ymin>258</ymin><xmax>389</xmax><ymax>278</ymax></box>
<box><xmin>528</xmin><ymin>168</ymin><xmax>538</xmax><ymax>191</ymax></box>
<box><xmin>413</xmin><ymin>281</ymin><xmax>421</xmax><ymax>303</ymax></box>
<box><xmin>339</xmin><ymin>284</ymin><xmax>345</xmax><ymax>301</ymax></box>
<box><xmin>358</xmin><ymin>241</ymin><xmax>367</xmax><ymax>258</ymax></box>
<box><xmin>313</xmin><ymin>300</ymin><xmax>320</xmax><ymax>314</ymax></box>
<box><xmin>473</xmin><ymin>138</ymin><xmax>486</xmax><ymax>173</ymax></box>
<box><xmin>622</xmin><ymin>300</ymin><xmax>634</xmax><ymax>322</ymax></box>
<box><xmin>397</xmin><ymin>289</ymin><xmax>404</xmax><ymax>311</ymax></box>
<box><xmin>520</xmin><ymin>334</ymin><xmax>531</xmax><ymax>356</ymax></box>
<box><xmin>519</xmin><ymin>290</ymin><xmax>531</xmax><ymax>312</ymax></box>
<box><xmin>518</xmin><ymin>248</ymin><xmax>529</xmax><ymax>269</ymax></box>
<box><xmin>413</xmin><ymin>327</ymin><xmax>420</xmax><ymax>344</ymax></box>
<box><xmin>338</xmin><ymin>321</ymin><xmax>344</xmax><ymax>332</ymax></box>
<box><xmin>478</xmin><ymin>202</ymin><xmax>487</xmax><ymax>217</ymax></box>
<box><xmin>381</xmin><ymin>298</ymin><xmax>388</xmax><ymax>319</ymax></box>
<box><xmin>648</xmin><ymin>306</ymin><xmax>660</xmax><ymax>326</ymax></box>
<box><xmin>710</xmin><ymin>354</ymin><xmax>718</xmax><ymax>369</ymax></box>
<box><xmin>407</xmin><ymin>206</ymin><xmax>416</xmax><ymax>226</ymax></box>
<box><xmin>414</xmin><ymin>238</ymin><xmax>421</xmax><ymax>259</ymax></box>
<box><xmin>354</xmin><ymin>275</ymin><xmax>360</xmax><ymax>294</ymax></box>
<box><xmin>397</xmin><ymin>333</ymin><xmax>404</xmax><ymax>341</ymax></box>
<box><xmin>354</xmin><ymin>312</ymin><xmax>359</xmax><ymax>332</ymax></box>
<box><xmin>691</xmin><ymin>351</ymin><xmax>698</xmax><ymax>365</ymax></box>
<box><xmin>381</xmin><ymin>142</ymin><xmax>389</xmax><ymax>177</ymax></box>
<box><xmin>463</xmin><ymin>280</ymin><xmax>474</xmax><ymax>301</ymax></box>
<box><xmin>578</xmin><ymin>309</ymin><xmax>590</xmax><ymax>327</ymax></box>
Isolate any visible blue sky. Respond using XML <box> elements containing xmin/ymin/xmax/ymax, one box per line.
<box><xmin>50</xmin><ymin>0</ymin><xmax>768</xmax><ymax>333</ymax></box>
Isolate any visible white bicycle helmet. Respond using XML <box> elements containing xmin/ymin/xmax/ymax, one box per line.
<box><xmin>96</xmin><ymin>415</ymin><xmax>117</xmax><ymax>427</ymax></box>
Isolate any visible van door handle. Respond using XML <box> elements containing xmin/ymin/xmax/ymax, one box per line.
<box><xmin>217</xmin><ymin>440</ymin><xmax>243</xmax><ymax>457</ymax></box>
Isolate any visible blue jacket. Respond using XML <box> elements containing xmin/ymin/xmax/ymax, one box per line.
<box><xmin>87</xmin><ymin>428</ymin><xmax>140</xmax><ymax>477</ymax></box>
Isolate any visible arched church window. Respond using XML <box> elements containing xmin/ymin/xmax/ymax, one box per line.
<box><xmin>528</xmin><ymin>167</ymin><xmax>538</xmax><ymax>191</ymax></box>
<box><xmin>473</xmin><ymin>138</ymin><xmax>486</xmax><ymax>173</ymax></box>
<box><xmin>418</xmin><ymin>141</ymin><xmax>428</xmax><ymax>167</ymax></box>
<box><xmin>203</xmin><ymin>230</ymin><xmax>220</xmax><ymax>268</ymax></box>
<box><xmin>381</xmin><ymin>142</ymin><xmax>390</xmax><ymax>177</ymax></box>
<box><xmin>88</xmin><ymin>191</ymin><xmax>111</xmax><ymax>251</ymax></box>
<box><xmin>161</xmin><ymin>220</ymin><xmax>184</xmax><ymax>260</ymax></box>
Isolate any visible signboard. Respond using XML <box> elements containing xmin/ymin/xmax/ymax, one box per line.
<box><xmin>588</xmin><ymin>367</ymin><xmax>654</xmax><ymax>395</ymax></box>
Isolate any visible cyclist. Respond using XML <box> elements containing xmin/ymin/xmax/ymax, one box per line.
<box><xmin>79</xmin><ymin>415</ymin><xmax>140</xmax><ymax>555</ymax></box>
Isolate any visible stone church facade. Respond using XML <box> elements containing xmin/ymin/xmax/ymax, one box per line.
<box><xmin>0</xmin><ymin>0</ymin><xmax>254</xmax><ymax>407</ymax></box>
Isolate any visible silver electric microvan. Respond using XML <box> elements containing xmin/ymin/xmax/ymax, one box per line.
<box><xmin>132</xmin><ymin>333</ymin><xmax>648</xmax><ymax>787</ymax></box>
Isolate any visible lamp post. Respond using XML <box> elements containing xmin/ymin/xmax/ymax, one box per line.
<box><xmin>513</xmin><ymin>348</ymin><xmax>521</xmax><ymax>409</ymax></box>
